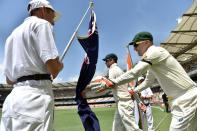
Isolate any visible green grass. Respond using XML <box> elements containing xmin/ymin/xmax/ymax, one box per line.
<box><xmin>54</xmin><ymin>107</ymin><xmax>115</xmax><ymax>131</ymax></box>
<box><xmin>0</xmin><ymin>106</ymin><xmax>171</xmax><ymax>131</ymax></box>
<box><xmin>54</xmin><ymin>108</ymin><xmax>84</xmax><ymax>131</ymax></box>
<box><xmin>151</xmin><ymin>106</ymin><xmax>171</xmax><ymax>131</ymax></box>
<box><xmin>52</xmin><ymin>106</ymin><xmax>171</xmax><ymax>131</ymax></box>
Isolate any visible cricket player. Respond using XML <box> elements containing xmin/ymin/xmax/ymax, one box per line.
<box><xmin>0</xmin><ymin>0</ymin><xmax>63</xmax><ymax>130</ymax></box>
<box><xmin>137</xmin><ymin>76</ymin><xmax>155</xmax><ymax>131</ymax></box>
<box><xmin>103</xmin><ymin>53</ymin><xmax>141</xmax><ymax>131</ymax></box>
<box><xmin>94</xmin><ymin>31</ymin><xmax>197</xmax><ymax>131</ymax></box>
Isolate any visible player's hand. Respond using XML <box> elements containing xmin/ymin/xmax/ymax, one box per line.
<box><xmin>128</xmin><ymin>89</ymin><xmax>135</xmax><ymax>96</ymax></box>
<box><xmin>91</xmin><ymin>77</ymin><xmax>114</xmax><ymax>93</ymax></box>
<box><xmin>139</xmin><ymin>103</ymin><xmax>147</xmax><ymax>113</ymax></box>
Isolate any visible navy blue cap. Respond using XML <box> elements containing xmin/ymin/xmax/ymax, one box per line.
<box><xmin>103</xmin><ymin>53</ymin><xmax>118</xmax><ymax>61</ymax></box>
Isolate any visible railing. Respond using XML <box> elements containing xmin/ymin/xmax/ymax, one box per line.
<box><xmin>54</xmin><ymin>94</ymin><xmax>114</xmax><ymax>106</ymax></box>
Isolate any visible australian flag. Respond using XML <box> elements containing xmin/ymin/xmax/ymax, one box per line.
<box><xmin>75</xmin><ymin>10</ymin><xmax>100</xmax><ymax>131</ymax></box>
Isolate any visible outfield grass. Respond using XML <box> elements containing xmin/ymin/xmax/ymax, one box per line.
<box><xmin>54</xmin><ymin>106</ymin><xmax>171</xmax><ymax>131</ymax></box>
<box><xmin>151</xmin><ymin>107</ymin><xmax>171</xmax><ymax>131</ymax></box>
<box><xmin>54</xmin><ymin>107</ymin><xmax>115</xmax><ymax>131</ymax></box>
<box><xmin>0</xmin><ymin>106</ymin><xmax>171</xmax><ymax>131</ymax></box>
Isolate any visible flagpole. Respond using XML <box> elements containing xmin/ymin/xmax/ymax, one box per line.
<box><xmin>126</xmin><ymin>44</ymin><xmax>132</xmax><ymax>66</ymax></box>
<box><xmin>126</xmin><ymin>44</ymin><xmax>130</xmax><ymax>57</ymax></box>
<box><xmin>126</xmin><ymin>44</ymin><xmax>146</xmax><ymax>130</ymax></box>
<box><xmin>60</xmin><ymin>1</ymin><xmax>94</xmax><ymax>61</ymax></box>
<box><xmin>126</xmin><ymin>44</ymin><xmax>134</xmax><ymax>86</ymax></box>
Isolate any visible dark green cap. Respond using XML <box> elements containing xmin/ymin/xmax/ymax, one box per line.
<box><xmin>103</xmin><ymin>53</ymin><xmax>118</xmax><ymax>61</ymax></box>
<box><xmin>129</xmin><ymin>31</ymin><xmax>153</xmax><ymax>45</ymax></box>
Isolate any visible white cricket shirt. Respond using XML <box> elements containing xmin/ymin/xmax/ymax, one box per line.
<box><xmin>114</xmin><ymin>45</ymin><xmax>196</xmax><ymax>99</ymax></box>
<box><xmin>3</xmin><ymin>16</ymin><xmax>59</xmax><ymax>82</ymax></box>
<box><xmin>108</xmin><ymin>63</ymin><xmax>131</xmax><ymax>101</ymax></box>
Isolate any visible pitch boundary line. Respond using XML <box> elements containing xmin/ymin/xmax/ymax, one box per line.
<box><xmin>151</xmin><ymin>105</ymin><xmax>164</xmax><ymax>112</ymax></box>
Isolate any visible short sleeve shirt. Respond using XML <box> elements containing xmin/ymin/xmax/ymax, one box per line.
<box><xmin>3</xmin><ymin>16</ymin><xmax>59</xmax><ymax>82</ymax></box>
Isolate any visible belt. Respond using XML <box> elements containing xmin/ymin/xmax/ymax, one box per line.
<box><xmin>17</xmin><ymin>74</ymin><xmax>52</xmax><ymax>82</ymax></box>
<box><xmin>144</xmin><ymin>103</ymin><xmax>150</xmax><ymax>106</ymax></box>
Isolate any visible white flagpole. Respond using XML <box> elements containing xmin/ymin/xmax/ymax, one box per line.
<box><xmin>60</xmin><ymin>1</ymin><xmax>94</xmax><ymax>61</ymax></box>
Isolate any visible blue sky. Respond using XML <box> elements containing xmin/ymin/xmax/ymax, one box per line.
<box><xmin>0</xmin><ymin>0</ymin><xmax>193</xmax><ymax>83</ymax></box>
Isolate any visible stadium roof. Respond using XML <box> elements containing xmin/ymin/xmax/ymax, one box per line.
<box><xmin>161</xmin><ymin>0</ymin><xmax>197</xmax><ymax>67</ymax></box>
<box><xmin>49</xmin><ymin>0</ymin><xmax>197</xmax><ymax>88</ymax></box>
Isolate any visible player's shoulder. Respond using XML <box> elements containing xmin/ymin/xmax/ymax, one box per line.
<box><xmin>142</xmin><ymin>45</ymin><xmax>170</xmax><ymax>64</ymax></box>
<box><xmin>27</xmin><ymin>16</ymin><xmax>51</xmax><ymax>27</ymax></box>
<box><xmin>146</xmin><ymin>46</ymin><xmax>169</xmax><ymax>57</ymax></box>
<box><xmin>110</xmin><ymin>63</ymin><xmax>123</xmax><ymax>71</ymax></box>
<box><xmin>109</xmin><ymin>64</ymin><xmax>123</xmax><ymax>77</ymax></box>
<box><xmin>147</xmin><ymin>45</ymin><xmax>165</xmax><ymax>53</ymax></box>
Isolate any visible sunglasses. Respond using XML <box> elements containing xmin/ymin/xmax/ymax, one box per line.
<box><xmin>133</xmin><ymin>41</ymin><xmax>147</xmax><ymax>48</ymax></box>
<box><xmin>133</xmin><ymin>43</ymin><xmax>139</xmax><ymax>48</ymax></box>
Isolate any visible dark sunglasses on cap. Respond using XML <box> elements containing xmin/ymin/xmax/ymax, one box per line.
<box><xmin>133</xmin><ymin>43</ymin><xmax>139</xmax><ymax>48</ymax></box>
<box><xmin>133</xmin><ymin>40</ymin><xmax>147</xmax><ymax>48</ymax></box>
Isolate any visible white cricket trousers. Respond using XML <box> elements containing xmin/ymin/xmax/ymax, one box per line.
<box><xmin>112</xmin><ymin>99</ymin><xmax>142</xmax><ymax>131</ymax></box>
<box><xmin>144</xmin><ymin>105</ymin><xmax>155</xmax><ymax>131</ymax></box>
<box><xmin>0</xmin><ymin>83</ymin><xmax>54</xmax><ymax>131</ymax></box>
<box><xmin>170</xmin><ymin>87</ymin><xmax>197</xmax><ymax>131</ymax></box>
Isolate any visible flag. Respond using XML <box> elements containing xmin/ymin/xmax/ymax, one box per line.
<box><xmin>76</xmin><ymin>10</ymin><xmax>100</xmax><ymax>131</ymax></box>
<box><xmin>126</xmin><ymin>46</ymin><xmax>135</xmax><ymax>87</ymax></box>
<box><xmin>126</xmin><ymin>46</ymin><xmax>144</xmax><ymax>130</ymax></box>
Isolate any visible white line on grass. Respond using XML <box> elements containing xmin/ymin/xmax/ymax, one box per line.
<box><xmin>152</xmin><ymin>106</ymin><xmax>165</xmax><ymax>112</ymax></box>
<box><xmin>155</xmin><ymin>113</ymin><xmax>169</xmax><ymax>130</ymax></box>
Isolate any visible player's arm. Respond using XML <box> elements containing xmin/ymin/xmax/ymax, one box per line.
<box><xmin>34</xmin><ymin>23</ymin><xmax>63</xmax><ymax>79</ymax></box>
<box><xmin>134</xmin><ymin>71</ymin><xmax>155</xmax><ymax>93</ymax></box>
<box><xmin>92</xmin><ymin>61</ymin><xmax>150</xmax><ymax>93</ymax></box>
<box><xmin>45</xmin><ymin>57</ymin><xmax>63</xmax><ymax>79</ymax></box>
<box><xmin>112</xmin><ymin>60</ymin><xmax>151</xmax><ymax>86</ymax></box>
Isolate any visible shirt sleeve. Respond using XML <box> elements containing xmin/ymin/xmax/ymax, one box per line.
<box><xmin>108</xmin><ymin>66</ymin><xmax>123</xmax><ymax>79</ymax></box>
<box><xmin>146</xmin><ymin>88</ymin><xmax>153</xmax><ymax>96</ymax></box>
<box><xmin>3</xmin><ymin>37</ymin><xmax>16</xmax><ymax>82</ymax></box>
<box><xmin>33</xmin><ymin>22</ymin><xmax>59</xmax><ymax>63</ymax></box>
<box><xmin>134</xmin><ymin>70</ymin><xmax>156</xmax><ymax>92</ymax></box>
<box><xmin>112</xmin><ymin>61</ymin><xmax>150</xmax><ymax>86</ymax></box>
<box><xmin>143</xmin><ymin>46</ymin><xmax>170</xmax><ymax>65</ymax></box>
